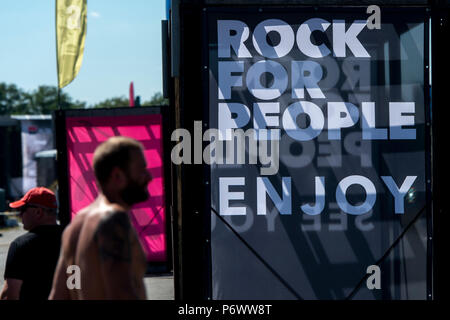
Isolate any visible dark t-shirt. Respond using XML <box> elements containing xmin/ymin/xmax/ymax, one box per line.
<box><xmin>4</xmin><ymin>225</ymin><xmax>63</xmax><ymax>300</ymax></box>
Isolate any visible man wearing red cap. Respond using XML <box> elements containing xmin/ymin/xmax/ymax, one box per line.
<box><xmin>0</xmin><ymin>187</ymin><xmax>62</xmax><ymax>300</ymax></box>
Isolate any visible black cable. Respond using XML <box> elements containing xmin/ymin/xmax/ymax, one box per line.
<box><xmin>345</xmin><ymin>205</ymin><xmax>427</xmax><ymax>300</ymax></box>
<box><xmin>210</xmin><ymin>206</ymin><xmax>304</xmax><ymax>300</ymax></box>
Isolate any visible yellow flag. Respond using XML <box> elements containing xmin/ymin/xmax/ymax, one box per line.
<box><xmin>56</xmin><ymin>0</ymin><xmax>87</xmax><ymax>89</ymax></box>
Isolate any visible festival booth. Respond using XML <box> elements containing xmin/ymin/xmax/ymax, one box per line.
<box><xmin>53</xmin><ymin>107</ymin><xmax>173</xmax><ymax>271</ymax></box>
<box><xmin>0</xmin><ymin>117</ymin><xmax>21</xmax><ymax>201</ymax></box>
<box><xmin>166</xmin><ymin>0</ymin><xmax>448</xmax><ymax>300</ymax></box>
<box><xmin>0</xmin><ymin>115</ymin><xmax>54</xmax><ymax>199</ymax></box>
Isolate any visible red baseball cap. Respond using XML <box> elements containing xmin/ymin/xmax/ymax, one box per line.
<box><xmin>9</xmin><ymin>187</ymin><xmax>57</xmax><ymax>209</ymax></box>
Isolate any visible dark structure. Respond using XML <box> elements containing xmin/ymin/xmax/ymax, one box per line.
<box><xmin>164</xmin><ymin>0</ymin><xmax>449</xmax><ymax>300</ymax></box>
<box><xmin>0</xmin><ymin>117</ymin><xmax>22</xmax><ymax>202</ymax></box>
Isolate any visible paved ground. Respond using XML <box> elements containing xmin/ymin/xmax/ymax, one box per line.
<box><xmin>0</xmin><ymin>226</ymin><xmax>174</xmax><ymax>300</ymax></box>
<box><xmin>0</xmin><ymin>226</ymin><xmax>26</xmax><ymax>290</ymax></box>
<box><xmin>144</xmin><ymin>273</ymin><xmax>174</xmax><ymax>300</ymax></box>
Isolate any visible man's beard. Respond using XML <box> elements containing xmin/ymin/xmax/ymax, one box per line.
<box><xmin>121</xmin><ymin>179</ymin><xmax>149</xmax><ymax>206</ymax></box>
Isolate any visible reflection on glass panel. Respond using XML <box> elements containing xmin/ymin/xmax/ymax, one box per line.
<box><xmin>207</xmin><ymin>9</ymin><xmax>429</xmax><ymax>300</ymax></box>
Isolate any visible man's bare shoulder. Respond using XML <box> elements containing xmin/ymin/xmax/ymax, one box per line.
<box><xmin>64</xmin><ymin>199</ymin><xmax>124</xmax><ymax>232</ymax></box>
<box><xmin>61</xmin><ymin>205</ymin><xmax>93</xmax><ymax>238</ymax></box>
<box><xmin>59</xmin><ymin>208</ymin><xmax>91</xmax><ymax>259</ymax></box>
<box><xmin>87</xmin><ymin>203</ymin><xmax>130</xmax><ymax>236</ymax></box>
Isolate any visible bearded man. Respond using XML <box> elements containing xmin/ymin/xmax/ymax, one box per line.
<box><xmin>49</xmin><ymin>136</ymin><xmax>152</xmax><ymax>300</ymax></box>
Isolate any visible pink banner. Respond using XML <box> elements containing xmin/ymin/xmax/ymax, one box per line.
<box><xmin>65</xmin><ymin>114</ymin><xmax>166</xmax><ymax>262</ymax></box>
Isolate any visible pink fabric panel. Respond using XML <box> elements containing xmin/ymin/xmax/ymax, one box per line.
<box><xmin>65</xmin><ymin>115</ymin><xmax>167</xmax><ymax>262</ymax></box>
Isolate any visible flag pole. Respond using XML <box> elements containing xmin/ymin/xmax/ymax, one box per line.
<box><xmin>57</xmin><ymin>88</ymin><xmax>61</xmax><ymax>110</ymax></box>
<box><xmin>55</xmin><ymin>0</ymin><xmax>61</xmax><ymax>110</ymax></box>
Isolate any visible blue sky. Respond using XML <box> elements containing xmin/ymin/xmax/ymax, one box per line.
<box><xmin>0</xmin><ymin>0</ymin><xmax>166</xmax><ymax>106</ymax></box>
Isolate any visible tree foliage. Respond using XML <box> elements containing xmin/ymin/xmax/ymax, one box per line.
<box><xmin>24</xmin><ymin>85</ymin><xmax>86</xmax><ymax>114</ymax></box>
<box><xmin>0</xmin><ymin>83</ymin><xmax>28</xmax><ymax>115</ymax></box>
<box><xmin>0</xmin><ymin>82</ymin><xmax>167</xmax><ymax>115</ymax></box>
<box><xmin>143</xmin><ymin>92</ymin><xmax>169</xmax><ymax>106</ymax></box>
<box><xmin>0</xmin><ymin>82</ymin><xmax>86</xmax><ymax>115</ymax></box>
<box><xmin>91</xmin><ymin>96</ymin><xmax>130</xmax><ymax>109</ymax></box>
<box><xmin>92</xmin><ymin>92</ymin><xmax>169</xmax><ymax>109</ymax></box>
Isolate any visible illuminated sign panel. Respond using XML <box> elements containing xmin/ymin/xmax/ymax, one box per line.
<box><xmin>206</xmin><ymin>8</ymin><xmax>430</xmax><ymax>299</ymax></box>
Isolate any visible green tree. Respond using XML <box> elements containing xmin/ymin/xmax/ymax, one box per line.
<box><xmin>143</xmin><ymin>92</ymin><xmax>168</xmax><ymax>106</ymax></box>
<box><xmin>25</xmin><ymin>85</ymin><xmax>86</xmax><ymax>114</ymax></box>
<box><xmin>0</xmin><ymin>82</ymin><xmax>86</xmax><ymax>115</ymax></box>
<box><xmin>91</xmin><ymin>92</ymin><xmax>168</xmax><ymax>109</ymax></box>
<box><xmin>0</xmin><ymin>83</ymin><xmax>28</xmax><ymax>115</ymax></box>
<box><xmin>1</xmin><ymin>82</ymin><xmax>168</xmax><ymax>114</ymax></box>
<box><xmin>91</xmin><ymin>96</ymin><xmax>129</xmax><ymax>109</ymax></box>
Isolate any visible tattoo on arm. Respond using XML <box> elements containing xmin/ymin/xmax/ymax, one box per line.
<box><xmin>94</xmin><ymin>212</ymin><xmax>132</xmax><ymax>263</ymax></box>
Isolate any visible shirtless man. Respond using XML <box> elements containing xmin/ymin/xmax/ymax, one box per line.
<box><xmin>49</xmin><ymin>136</ymin><xmax>152</xmax><ymax>300</ymax></box>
